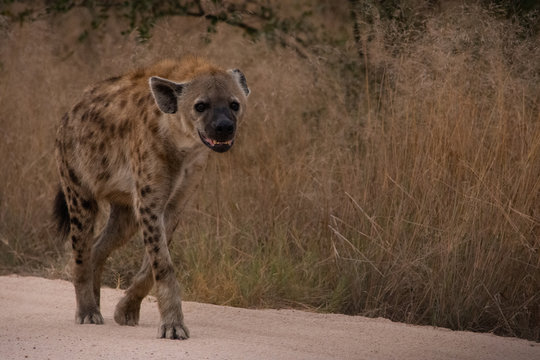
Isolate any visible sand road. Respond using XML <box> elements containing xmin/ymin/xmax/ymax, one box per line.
<box><xmin>0</xmin><ymin>275</ymin><xmax>538</xmax><ymax>359</ymax></box>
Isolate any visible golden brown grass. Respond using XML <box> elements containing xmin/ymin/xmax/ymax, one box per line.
<box><xmin>0</xmin><ymin>2</ymin><xmax>538</xmax><ymax>340</ymax></box>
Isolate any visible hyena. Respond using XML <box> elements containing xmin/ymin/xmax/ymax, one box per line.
<box><xmin>53</xmin><ymin>57</ymin><xmax>250</xmax><ymax>339</ymax></box>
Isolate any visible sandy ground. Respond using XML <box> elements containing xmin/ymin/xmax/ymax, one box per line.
<box><xmin>0</xmin><ymin>275</ymin><xmax>538</xmax><ymax>360</ymax></box>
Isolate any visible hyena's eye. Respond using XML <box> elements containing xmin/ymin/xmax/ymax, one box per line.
<box><xmin>194</xmin><ymin>102</ymin><xmax>208</xmax><ymax>113</ymax></box>
<box><xmin>230</xmin><ymin>101</ymin><xmax>240</xmax><ymax>111</ymax></box>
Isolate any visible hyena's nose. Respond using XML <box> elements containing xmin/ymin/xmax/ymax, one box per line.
<box><xmin>214</xmin><ymin>119</ymin><xmax>235</xmax><ymax>137</ymax></box>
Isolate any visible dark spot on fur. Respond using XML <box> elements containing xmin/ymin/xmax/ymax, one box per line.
<box><xmin>101</xmin><ymin>156</ymin><xmax>109</xmax><ymax>167</ymax></box>
<box><xmin>99</xmin><ymin>142</ymin><xmax>105</xmax><ymax>152</ymax></box>
<box><xmin>71</xmin><ymin>197</ymin><xmax>78</xmax><ymax>208</ymax></box>
<box><xmin>109</xmin><ymin>124</ymin><xmax>116</xmax><ymax>135</ymax></box>
<box><xmin>144</xmin><ymin>235</ymin><xmax>152</xmax><ymax>245</ymax></box>
<box><xmin>152</xmin><ymin>261</ymin><xmax>158</xmax><ymax>269</ymax></box>
<box><xmin>71</xmin><ymin>235</ymin><xmax>78</xmax><ymax>243</ymax></box>
<box><xmin>130</xmin><ymin>69</ymin><xmax>145</xmax><ymax>81</ymax></box>
<box><xmin>88</xmin><ymin>110</ymin><xmax>103</xmax><ymax>125</ymax></box>
<box><xmin>93</xmin><ymin>94</ymin><xmax>106</xmax><ymax>104</ymax></box>
<box><xmin>147</xmin><ymin>225</ymin><xmax>154</xmax><ymax>233</ymax></box>
<box><xmin>149</xmin><ymin>123</ymin><xmax>159</xmax><ymax>135</ymax></box>
<box><xmin>75</xmin><ymin>259</ymin><xmax>83</xmax><ymax>265</ymax></box>
<box><xmin>155</xmin><ymin>265</ymin><xmax>171</xmax><ymax>281</ymax></box>
<box><xmin>137</xmin><ymin>95</ymin><xmax>146</xmax><ymax>107</ymax></box>
<box><xmin>81</xmin><ymin>111</ymin><xmax>90</xmax><ymax>122</ymax></box>
<box><xmin>105</xmin><ymin>75</ymin><xmax>121</xmax><ymax>83</ymax></box>
<box><xmin>73</xmin><ymin>102</ymin><xmax>82</xmax><ymax>114</ymax></box>
<box><xmin>82</xmin><ymin>199</ymin><xmax>92</xmax><ymax>210</ymax></box>
<box><xmin>150</xmin><ymin>214</ymin><xmax>158</xmax><ymax>221</ymax></box>
<box><xmin>118</xmin><ymin>120</ymin><xmax>130</xmax><ymax>138</ymax></box>
<box><xmin>97</xmin><ymin>171</ymin><xmax>110</xmax><ymax>181</ymax></box>
<box><xmin>64</xmin><ymin>140</ymin><xmax>74</xmax><ymax>151</ymax></box>
<box><xmin>70</xmin><ymin>216</ymin><xmax>83</xmax><ymax>231</ymax></box>
<box><xmin>120</xmin><ymin>99</ymin><xmax>127</xmax><ymax>109</ymax></box>
<box><xmin>68</xmin><ymin>168</ymin><xmax>80</xmax><ymax>186</ymax></box>
<box><xmin>140</xmin><ymin>185</ymin><xmax>151</xmax><ymax>197</ymax></box>
<box><xmin>153</xmin><ymin>245</ymin><xmax>160</xmax><ymax>253</ymax></box>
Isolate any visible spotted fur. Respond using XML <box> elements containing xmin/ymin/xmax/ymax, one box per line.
<box><xmin>54</xmin><ymin>57</ymin><xmax>249</xmax><ymax>339</ymax></box>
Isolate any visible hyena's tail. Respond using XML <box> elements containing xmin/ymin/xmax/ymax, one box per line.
<box><xmin>53</xmin><ymin>187</ymin><xmax>70</xmax><ymax>237</ymax></box>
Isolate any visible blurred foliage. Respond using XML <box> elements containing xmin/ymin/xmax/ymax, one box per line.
<box><xmin>0</xmin><ymin>0</ymin><xmax>316</xmax><ymax>45</ymax></box>
<box><xmin>349</xmin><ymin>0</ymin><xmax>539</xmax><ymax>51</ymax></box>
<box><xmin>2</xmin><ymin>0</ymin><xmax>537</xmax><ymax>55</ymax></box>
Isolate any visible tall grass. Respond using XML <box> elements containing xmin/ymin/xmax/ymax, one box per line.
<box><xmin>0</xmin><ymin>3</ymin><xmax>538</xmax><ymax>340</ymax></box>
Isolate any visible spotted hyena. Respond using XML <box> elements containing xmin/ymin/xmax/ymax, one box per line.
<box><xmin>53</xmin><ymin>57</ymin><xmax>250</xmax><ymax>339</ymax></box>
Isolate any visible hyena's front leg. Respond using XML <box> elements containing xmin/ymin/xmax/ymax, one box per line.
<box><xmin>140</xmin><ymin>192</ymin><xmax>189</xmax><ymax>339</ymax></box>
<box><xmin>116</xmin><ymin>185</ymin><xmax>189</xmax><ymax>339</ymax></box>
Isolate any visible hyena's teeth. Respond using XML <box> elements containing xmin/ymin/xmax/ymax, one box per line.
<box><xmin>204</xmin><ymin>136</ymin><xmax>233</xmax><ymax>146</ymax></box>
<box><xmin>212</xmin><ymin>139</ymin><xmax>233</xmax><ymax>146</ymax></box>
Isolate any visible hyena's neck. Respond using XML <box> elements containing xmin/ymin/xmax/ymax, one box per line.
<box><xmin>135</xmin><ymin>113</ymin><xmax>205</xmax><ymax>177</ymax></box>
<box><xmin>156</xmin><ymin>113</ymin><xmax>203</xmax><ymax>155</ymax></box>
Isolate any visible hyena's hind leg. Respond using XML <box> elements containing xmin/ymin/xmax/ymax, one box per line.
<box><xmin>114</xmin><ymin>253</ymin><xmax>154</xmax><ymax>326</ymax></box>
<box><xmin>91</xmin><ymin>204</ymin><xmax>138</xmax><ymax>308</ymax></box>
<box><xmin>56</xmin><ymin>180</ymin><xmax>102</xmax><ymax>324</ymax></box>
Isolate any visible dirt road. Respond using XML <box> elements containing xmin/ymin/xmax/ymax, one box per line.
<box><xmin>0</xmin><ymin>275</ymin><xmax>537</xmax><ymax>359</ymax></box>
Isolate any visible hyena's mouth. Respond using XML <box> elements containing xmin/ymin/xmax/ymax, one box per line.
<box><xmin>198</xmin><ymin>131</ymin><xmax>234</xmax><ymax>153</ymax></box>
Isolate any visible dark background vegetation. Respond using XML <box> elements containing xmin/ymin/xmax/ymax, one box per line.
<box><xmin>1</xmin><ymin>0</ymin><xmax>539</xmax><ymax>341</ymax></box>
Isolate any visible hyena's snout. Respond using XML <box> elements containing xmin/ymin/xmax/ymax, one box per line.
<box><xmin>212</xmin><ymin>116</ymin><xmax>235</xmax><ymax>140</ymax></box>
<box><xmin>199</xmin><ymin>111</ymin><xmax>237</xmax><ymax>153</ymax></box>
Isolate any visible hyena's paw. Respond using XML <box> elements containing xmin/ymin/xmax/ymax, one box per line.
<box><xmin>76</xmin><ymin>308</ymin><xmax>104</xmax><ymax>324</ymax></box>
<box><xmin>158</xmin><ymin>320</ymin><xmax>190</xmax><ymax>340</ymax></box>
<box><xmin>114</xmin><ymin>296</ymin><xmax>141</xmax><ymax>326</ymax></box>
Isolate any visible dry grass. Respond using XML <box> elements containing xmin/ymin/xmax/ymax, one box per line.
<box><xmin>0</xmin><ymin>2</ymin><xmax>538</xmax><ymax>340</ymax></box>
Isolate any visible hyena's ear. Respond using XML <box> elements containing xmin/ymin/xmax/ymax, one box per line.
<box><xmin>149</xmin><ymin>76</ymin><xmax>185</xmax><ymax>114</ymax></box>
<box><xmin>228</xmin><ymin>69</ymin><xmax>250</xmax><ymax>97</ymax></box>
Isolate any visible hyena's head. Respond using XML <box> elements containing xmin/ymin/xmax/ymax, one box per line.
<box><xmin>149</xmin><ymin>68</ymin><xmax>250</xmax><ymax>153</ymax></box>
